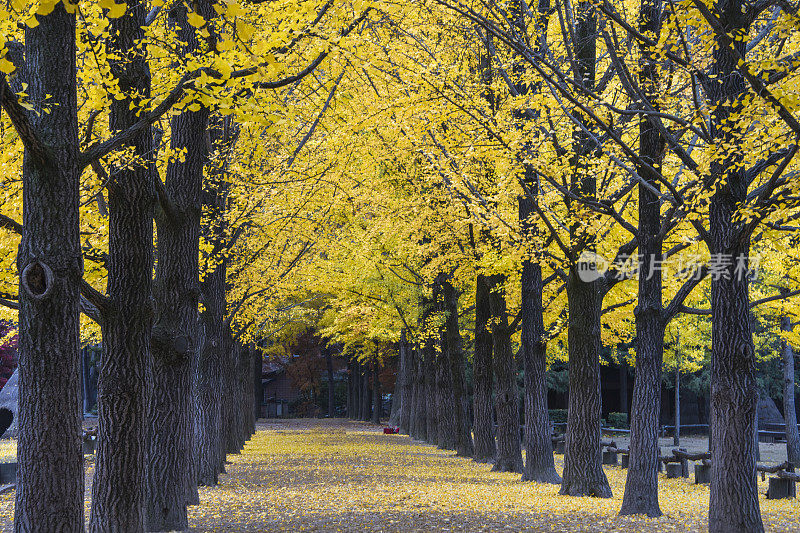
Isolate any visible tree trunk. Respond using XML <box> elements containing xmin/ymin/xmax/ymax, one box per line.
<box><xmin>242</xmin><ymin>346</ymin><xmax>256</xmax><ymax>439</ymax></box>
<box><xmin>14</xmin><ymin>4</ymin><xmax>84</xmax><ymax>530</ymax></box>
<box><xmin>353</xmin><ymin>359</ymin><xmax>364</xmax><ymax>420</ymax></box>
<box><xmin>619</xmin><ymin>0</ymin><xmax>665</xmax><ymax>511</ymax></box>
<box><xmin>147</xmin><ymin>106</ymin><xmax>205</xmax><ymax>528</ymax></box>
<box><xmin>238</xmin><ymin>344</ymin><xmax>250</xmax><ymax>447</ymax></box>
<box><xmin>706</xmin><ymin>1</ymin><xmax>763</xmax><ymax>529</ymax></box>
<box><xmin>195</xmin><ymin>263</ymin><xmax>224</xmax><ymax>486</ymax></box>
<box><xmin>354</xmin><ymin>360</ymin><xmax>359</xmax><ymax>420</ymax></box>
<box><xmin>619</xmin><ymin>360</ymin><xmax>628</xmax><ymax>416</ymax></box>
<box><xmin>229</xmin><ymin>343</ymin><xmax>243</xmax><ymax>451</ymax></box>
<box><xmin>412</xmin><ymin>345</ymin><xmax>428</xmax><ymax>441</ymax></box>
<box><xmin>399</xmin><ymin>331</ymin><xmax>413</xmax><ymax>434</ymax></box>
<box><xmin>408</xmin><ymin>348</ymin><xmax>418</xmax><ymax>437</ymax></box>
<box><xmin>707</xmin><ymin>166</ymin><xmax>763</xmax><ymax>533</ymax></box>
<box><xmin>434</xmin><ymin>275</ymin><xmax>456</xmax><ymax>449</ymax></box>
<box><xmin>361</xmin><ymin>361</ymin><xmax>368</xmax><ymax>421</ymax></box>
<box><xmin>436</xmin><ymin>311</ymin><xmax>456</xmax><ymax>449</ymax></box>
<box><xmin>507</xmin><ymin>0</ymin><xmax>558</xmax><ymax>484</ymax></box>
<box><xmin>619</xmin><ymin>309</ymin><xmax>664</xmax><ymax>515</ymax></box>
<box><xmin>196</xmin><ymin>112</ymin><xmax>240</xmax><ymax>478</ymax></box>
<box><xmin>486</xmin><ymin>274</ymin><xmax>523</xmax><ymax>473</ymax></box>
<box><xmin>519</xmin><ymin>198</ymin><xmax>560</xmax><ymax>483</ymax></box>
<box><xmin>372</xmin><ymin>360</ymin><xmax>381</xmax><ymax>424</ymax></box>
<box><xmin>424</xmin><ymin>322</ymin><xmax>439</xmax><ymax>443</ymax></box>
<box><xmin>89</xmin><ymin>3</ymin><xmax>155</xmax><ymax>531</ymax></box>
<box><xmin>781</xmin><ymin>313</ymin><xmax>800</xmax><ymax>465</ymax></box>
<box><xmin>361</xmin><ymin>360</ymin><xmax>371</xmax><ymax>421</ymax></box>
<box><xmin>754</xmin><ymin>393</ymin><xmax>760</xmax><ymax>462</ymax></box>
<box><xmin>442</xmin><ymin>279</ymin><xmax>474</xmax><ymax>457</ymax></box>
<box><xmin>352</xmin><ymin>360</ymin><xmax>359</xmax><ymax>420</ymax></box>
<box><xmin>327</xmin><ymin>350</ymin><xmax>335</xmax><ymax>418</ymax></box>
<box><xmin>253</xmin><ymin>349</ymin><xmax>262</xmax><ymax>424</ymax></box>
<box><xmin>352</xmin><ymin>361</ymin><xmax>359</xmax><ymax>420</ymax></box>
<box><xmin>346</xmin><ymin>360</ymin><xmax>353</xmax><ymax>418</ymax></box>
<box><xmin>560</xmin><ymin>270</ymin><xmax>611</xmax><ymax>497</ymax></box>
<box><xmin>146</xmin><ymin>2</ymin><xmax>211</xmax><ymax>521</ymax></box>
<box><xmin>388</xmin><ymin>340</ymin><xmax>403</xmax><ymax>427</ymax></box>
<box><xmin>473</xmin><ymin>275</ymin><xmax>496</xmax><ymax>462</ymax></box>
<box><xmin>559</xmin><ymin>0</ymin><xmax>612</xmax><ymax>499</ymax></box>
<box><xmin>221</xmin><ymin>330</ymin><xmax>238</xmax><ymax>464</ymax></box>
<box><xmin>674</xmin><ymin>365</ymin><xmax>681</xmax><ymax>447</ymax></box>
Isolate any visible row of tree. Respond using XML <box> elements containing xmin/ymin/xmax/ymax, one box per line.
<box><xmin>289</xmin><ymin>1</ymin><xmax>800</xmax><ymax>533</ymax></box>
<box><xmin>0</xmin><ymin>0</ymin><xmax>369</xmax><ymax>531</ymax></box>
<box><xmin>2</xmin><ymin>0</ymin><xmax>800</xmax><ymax>532</ymax></box>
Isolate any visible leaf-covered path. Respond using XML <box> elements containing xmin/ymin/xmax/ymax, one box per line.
<box><xmin>1</xmin><ymin>418</ymin><xmax>800</xmax><ymax>531</ymax></box>
<box><xmin>188</xmin><ymin>419</ymin><xmax>799</xmax><ymax>532</ymax></box>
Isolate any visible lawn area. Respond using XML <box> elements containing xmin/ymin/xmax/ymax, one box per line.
<box><xmin>0</xmin><ymin>419</ymin><xmax>798</xmax><ymax>531</ymax></box>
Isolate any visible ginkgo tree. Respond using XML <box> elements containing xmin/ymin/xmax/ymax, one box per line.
<box><xmin>0</xmin><ymin>0</ymin><xmax>378</xmax><ymax>531</ymax></box>
<box><xmin>3</xmin><ymin>0</ymin><xmax>800</xmax><ymax>531</ymax></box>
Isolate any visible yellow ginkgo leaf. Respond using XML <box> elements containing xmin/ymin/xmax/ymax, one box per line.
<box><xmin>213</xmin><ymin>56</ymin><xmax>232</xmax><ymax>80</ymax></box>
<box><xmin>238</xmin><ymin>21</ymin><xmax>255</xmax><ymax>41</ymax></box>
<box><xmin>98</xmin><ymin>0</ymin><xmax>127</xmax><ymax>18</ymax></box>
<box><xmin>63</xmin><ymin>0</ymin><xmax>78</xmax><ymax>14</ymax></box>
<box><xmin>187</xmin><ymin>11</ymin><xmax>205</xmax><ymax>28</ymax></box>
<box><xmin>36</xmin><ymin>0</ymin><xmax>57</xmax><ymax>16</ymax></box>
<box><xmin>225</xmin><ymin>1</ymin><xmax>244</xmax><ymax>17</ymax></box>
<box><xmin>0</xmin><ymin>59</ymin><xmax>15</xmax><ymax>75</ymax></box>
<box><xmin>107</xmin><ymin>2</ymin><xmax>127</xmax><ymax>18</ymax></box>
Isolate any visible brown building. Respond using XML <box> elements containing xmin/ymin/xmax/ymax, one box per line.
<box><xmin>260</xmin><ymin>358</ymin><xmax>301</xmax><ymax>418</ymax></box>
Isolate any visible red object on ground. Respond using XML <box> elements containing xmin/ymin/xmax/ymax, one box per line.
<box><xmin>383</xmin><ymin>427</ymin><xmax>399</xmax><ymax>434</ymax></box>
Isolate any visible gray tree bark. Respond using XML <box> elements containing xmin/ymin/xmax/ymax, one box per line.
<box><xmin>195</xmin><ymin>262</ymin><xmax>224</xmax><ymax>486</ymax></box>
<box><xmin>411</xmin><ymin>346</ymin><xmax>427</xmax><ymax>441</ymax></box>
<box><xmin>14</xmin><ymin>4</ymin><xmax>84</xmax><ymax>530</ymax></box>
<box><xmin>90</xmin><ymin>3</ymin><xmax>155</xmax><ymax>530</ymax></box>
<box><xmin>472</xmin><ymin>275</ymin><xmax>496</xmax><ymax>462</ymax></box>
<box><xmin>558</xmin><ymin>0</ymin><xmax>612</xmax><ymax>499</ymax></box>
<box><xmin>781</xmin><ymin>312</ymin><xmax>800</xmax><ymax>465</ymax></box>
<box><xmin>353</xmin><ymin>361</ymin><xmax>359</xmax><ymax>420</ymax></box>
<box><xmin>195</xmin><ymin>113</ymin><xmax>239</xmax><ymax>484</ymax></box>
<box><xmin>560</xmin><ymin>270</ymin><xmax>611</xmax><ymax>497</ymax></box>
<box><xmin>327</xmin><ymin>350</ymin><xmax>335</xmax><ymax>419</ymax></box>
<box><xmin>399</xmin><ymin>331</ymin><xmax>413</xmax><ymax>434</ymax></box>
<box><xmin>486</xmin><ymin>274</ymin><xmax>523</xmax><ymax>473</ymax></box>
<box><xmin>222</xmin><ymin>329</ymin><xmax>240</xmax><ymax>459</ymax></box>
<box><xmin>520</xmin><ymin>194</ymin><xmax>560</xmax><ymax>484</ymax></box>
<box><xmin>674</xmin><ymin>365</ymin><xmax>681</xmax><ymax>447</ymax></box>
<box><xmin>346</xmin><ymin>360</ymin><xmax>353</xmax><ymax>418</ymax></box>
<box><xmin>253</xmin><ymin>349</ymin><xmax>262</xmax><ymax>424</ymax></box>
<box><xmin>441</xmin><ymin>279</ymin><xmax>473</xmax><ymax>456</ymax></box>
<box><xmin>145</xmin><ymin>4</ymin><xmax>213</xmax><ymax>528</ymax></box>
<box><xmin>361</xmin><ymin>360</ymin><xmax>371</xmax><ymax>421</ymax></box>
<box><xmin>619</xmin><ymin>0</ymin><xmax>666</xmax><ymax>516</ymax></box>
<box><xmin>706</xmin><ymin>1</ymin><xmax>763</xmax><ymax>530</ymax></box>
<box><xmin>424</xmin><ymin>306</ymin><xmax>439</xmax><ymax>442</ymax></box>
<box><xmin>372</xmin><ymin>360</ymin><xmax>381</xmax><ymax>424</ymax></box>
<box><xmin>436</xmin><ymin>284</ymin><xmax>456</xmax><ymax>450</ymax></box>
